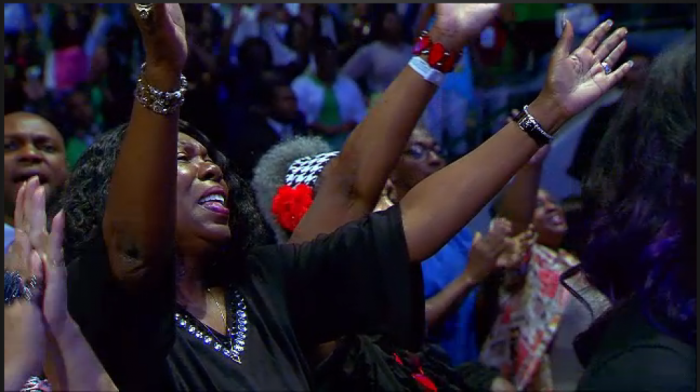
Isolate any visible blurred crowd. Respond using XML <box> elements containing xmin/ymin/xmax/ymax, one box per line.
<box><xmin>3</xmin><ymin>3</ymin><xmax>697</xmax><ymax>392</ymax></box>
<box><xmin>5</xmin><ymin>3</ymin><xmax>695</xmax><ymax>172</ymax></box>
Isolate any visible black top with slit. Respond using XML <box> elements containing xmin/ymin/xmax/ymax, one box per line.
<box><xmin>67</xmin><ymin>206</ymin><xmax>424</xmax><ymax>391</ymax></box>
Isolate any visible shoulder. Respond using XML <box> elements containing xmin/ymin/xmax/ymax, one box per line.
<box><xmin>579</xmin><ymin>343</ymin><xmax>695</xmax><ymax>392</ymax></box>
<box><xmin>578</xmin><ymin>303</ymin><xmax>696</xmax><ymax>392</ymax></box>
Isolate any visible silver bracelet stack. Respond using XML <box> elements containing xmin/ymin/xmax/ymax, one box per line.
<box><xmin>134</xmin><ymin>63</ymin><xmax>188</xmax><ymax>115</ymax></box>
<box><xmin>21</xmin><ymin>376</ymin><xmax>51</xmax><ymax>392</ymax></box>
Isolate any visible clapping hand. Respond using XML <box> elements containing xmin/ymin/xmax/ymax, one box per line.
<box><xmin>496</xmin><ymin>224</ymin><xmax>537</xmax><ymax>270</ymax></box>
<box><xmin>463</xmin><ymin>218</ymin><xmax>512</xmax><ymax>283</ymax></box>
<box><xmin>13</xmin><ymin>177</ymin><xmax>69</xmax><ymax>334</ymax></box>
<box><xmin>4</xmin><ymin>177</ymin><xmax>66</xmax><ymax>389</ymax></box>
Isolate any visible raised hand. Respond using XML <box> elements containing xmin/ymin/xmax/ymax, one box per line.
<box><xmin>39</xmin><ymin>210</ymin><xmax>67</xmax><ymax>334</ymax></box>
<box><xmin>464</xmin><ymin>218</ymin><xmax>512</xmax><ymax>283</ymax></box>
<box><xmin>12</xmin><ymin>176</ymin><xmax>69</xmax><ymax>332</ymax></box>
<box><xmin>540</xmin><ymin>19</ymin><xmax>631</xmax><ymax>119</ymax></box>
<box><xmin>5</xmin><ymin>206</ymin><xmax>47</xmax><ymax>389</ymax></box>
<box><xmin>497</xmin><ymin>224</ymin><xmax>537</xmax><ymax>269</ymax></box>
<box><xmin>131</xmin><ymin>3</ymin><xmax>187</xmax><ymax>75</ymax></box>
<box><xmin>432</xmin><ymin>4</ymin><xmax>501</xmax><ymax>49</ymax></box>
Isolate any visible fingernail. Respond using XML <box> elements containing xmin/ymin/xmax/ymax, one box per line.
<box><xmin>606</xmin><ymin>19</ymin><xmax>614</xmax><ymax>28</ymax></box>
<box><xmin>628</xmin><ymin>60</ymin><xmax>635</xmax><ymax>67</ymax></box>
<box><xmin>561</xmin><ymin>18</ymin><xmax>567</xmax><ymax>29</ymax></box>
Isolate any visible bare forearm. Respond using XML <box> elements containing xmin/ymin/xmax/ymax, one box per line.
<box><xmin>49</xmin><ymin>319</ymin><xmax>117</xmax><ymax>391</ymax></box>
<box><xmin>497</xmin><ymin>163</ymin><xmax>543</xmax><ymax>234</ymax></box>
<box><xmin>292</xmin><ymin>67</ymin><xmax>437</xmax><ymax>242</ymax></box>
<box><xmin>4</xmin><ymin>363</ymin><xmax>35</xmax><ymax>391</ymax></box>
<box><xmin>103</xmin><ymin>66</ymin><xmax>180</xmax><ymax>273</ymax></box>
<box><xmin>401</xmin><ymin>98</ymin><xmax>566</xmax><ymax>262</ymax></box>
<box><xmin>335</xmin><ymin>63</ymin><xmax>437</xmax><ymax>200</ymax></box>
<box><xmin>425</xmin><ymin>273</ymin><xmax>478</xmax><ymax>329</ymax></box>
<box><xmin>294</xmin><ymin>28</ymin><xmax>457</xmax><ymax>242</ymax></box>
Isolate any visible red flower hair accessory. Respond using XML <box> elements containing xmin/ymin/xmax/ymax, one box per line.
<box><xmin>271</xmin><ymin>184</ymin><xmax>313</xmax><ymax>232</ymax></box>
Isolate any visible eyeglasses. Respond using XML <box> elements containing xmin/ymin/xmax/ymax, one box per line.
<box><xmin>403</xmin><ymin>143</ymin><xmax>442</xmax><ymax>160</ymax></box>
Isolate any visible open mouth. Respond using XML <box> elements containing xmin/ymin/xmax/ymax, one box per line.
<box><xmin>547</xmin><ymin>213</ymin><xmax>567</xmax><ymax>229</ymax></box>
<box><xmin>198</xmin><ymin>190</ymin><xmax>229</xmax><ymax>216</ymax></box>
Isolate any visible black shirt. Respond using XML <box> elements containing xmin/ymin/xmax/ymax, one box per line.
<box><xmin>575</xmin><ymin>298</ymin><xmax>696</xmax><ymax>392</ymax></box>
<box><xmin>67</xmin><ymin>206</ymin><xmax>424</xmax><ymax>391</ymax></box>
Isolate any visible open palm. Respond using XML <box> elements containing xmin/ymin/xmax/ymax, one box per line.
<box><xmin>543</xmin><ymin>20</ymin><xmax>631</xmax><ymax>118</ymax></box>
<box><xmin>434</xmin><ymin>4</ymin><xmax>501</xmax><ymax>42</ymax></box>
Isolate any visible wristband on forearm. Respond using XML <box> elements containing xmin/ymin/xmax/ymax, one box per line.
<box><xmin>514</xmin><ymin>105</ymin><xmax>554</xmax><ymax>147</ymax></box>
<box><xmin>134</xmin><ymin>63</ymin><xmax>188</xmax><ymax>116</ymax></box>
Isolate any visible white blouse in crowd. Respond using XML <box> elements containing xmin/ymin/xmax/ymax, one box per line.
<box><xmin>341</xmin><ymin>41</ymin><xmax>413</xmax><ymax>96</ymax></box>
<box><xmin>291</xmin><ymin>74</ymin><xmax>367</xmax><ymax>126</ymax></box>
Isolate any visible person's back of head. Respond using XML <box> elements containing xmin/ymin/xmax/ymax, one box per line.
<box><xmin>582</xmin><ymin>34</ymin><xmax>696</xmax><ymax>343</ymax></box>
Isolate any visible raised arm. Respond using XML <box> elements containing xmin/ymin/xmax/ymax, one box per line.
<box><xmin>495</xmin><ymin>145</ymin><xmax>550</xmax><ymax>235</ymax></box>
<box><xmin>400</xmin><ymin>19</ymin><xmax>631</xmax><ymax>262</ymax></box>
<box><xmin>102</xmin><ymin>4</ymin><xmax>187</xmax><ymax>284</ymax></box>
<box><xmin>290</xmin><ymin>4</ymin><xmax>501</xmax><ymax>243</ymax></box>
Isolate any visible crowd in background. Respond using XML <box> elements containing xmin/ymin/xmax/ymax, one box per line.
<box><xmin>3</xmin><ymin>3</ymin><xmax>697</xmax><ymax>392</ymax></box>
<box><xmin>6</xmin><ymin>3</ymin><xmax>694</xmax><ymax>171</ymax></box>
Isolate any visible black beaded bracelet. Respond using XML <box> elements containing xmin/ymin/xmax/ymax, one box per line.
<box><xmin>4</xmin><ymin>270</ymin><xmax>25</xmax><ymax>305</ymax></box>
<box><xmin>514</xmin><ymin>105</ymin><xmax>553</xmax><ymax>147</ymax></box>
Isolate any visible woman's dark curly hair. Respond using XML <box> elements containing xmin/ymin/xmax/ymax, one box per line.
<box><xmin>580</xmin><ymin>35</ymin><xmax>696</xmax><ymax>344</ymax></box>
<box><xmin>59</xmin><ymin>120</ymin><xmax>271</xmax><ymax>286</ymax></box>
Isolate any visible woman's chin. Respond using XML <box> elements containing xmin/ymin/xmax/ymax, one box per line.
<box><xmin>200</xmin><ymin>223</ymin><xmax>232</xmax><ymax>243</ymax></box>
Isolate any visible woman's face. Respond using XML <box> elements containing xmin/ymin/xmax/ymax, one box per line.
<box><xmin>533</xmin><ymin>189</ymin><xmax>567</xmax><ymax>248</ymax></box>
<box><xmin>175</xmin><ymin>133</ymin><xmax>231</xmax><ymax>247</ymax></box>
<box><xmin>391</xmin><ymin>130</ymin><xmax>446</xmax><ymax>193</ymax></box>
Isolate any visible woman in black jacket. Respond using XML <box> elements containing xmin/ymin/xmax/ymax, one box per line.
<box><xmin>572</xmin><ymin>35</ymin><xmax>696</xmax><ymax>391</ymax></box>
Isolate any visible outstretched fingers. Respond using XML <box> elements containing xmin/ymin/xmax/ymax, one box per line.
<box><xmin>580</xmin><ymin>19</ymin><xmax>615</xmax><ymax>54</ymax></box>
<box><xmin>552</xmin><ymin>18</ymin><xmax>575</xmax><ymax>60</ymax></box>
<box><xmin>592</xmin><ymin>59</ymin><xmax>634</xmax><ymax>91</ymax></box>
<box><xmin>594</xmin><ymin>27</ymin><xmax>628</xmax><ymax>63</ymax></box>
<box><xmin>600</xmin><ymin>39</ymin><xmax>628</xmax><ymax>72</ymax></box>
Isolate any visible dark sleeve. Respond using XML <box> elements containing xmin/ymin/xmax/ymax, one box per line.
<box><xmin>254</xmin><ymin>205</ymin><xmax>425</xmax><ymax>351</ymax></box>
<box><xmin>67</xmin><ymin>251</ymin><xmax>175</xmax><ymax>391</ymax></box>
<box><xmin>577</xmin><ymin>346</ymin><xmax>696</xmax><ymax>392</ymax></box>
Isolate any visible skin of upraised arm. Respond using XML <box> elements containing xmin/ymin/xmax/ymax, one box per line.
<box><xmin>102</xmin><ymin>4</ymin><xmax>186</xmax><ymax>284</ymax></box>
<box><xmin>290</xmin><ymin>5</ymin><xmax>500</xmax><ymax>244</ymax></box>
<box><xmin>399</xmin><ymin>17</ymin><xmax>631</xmax><ymax>263</ymax></box>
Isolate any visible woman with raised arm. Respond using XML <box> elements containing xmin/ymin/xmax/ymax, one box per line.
<box><xmin>62</xmin><ymin>3</ymin><xmax>630</xmax><ymax>390</ymax></box>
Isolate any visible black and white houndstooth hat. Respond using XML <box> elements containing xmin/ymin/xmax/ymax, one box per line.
<box><xmin>285</xmin><ymin>151</ymin><xmax>339</xmax><ymax>188</ymax></box>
